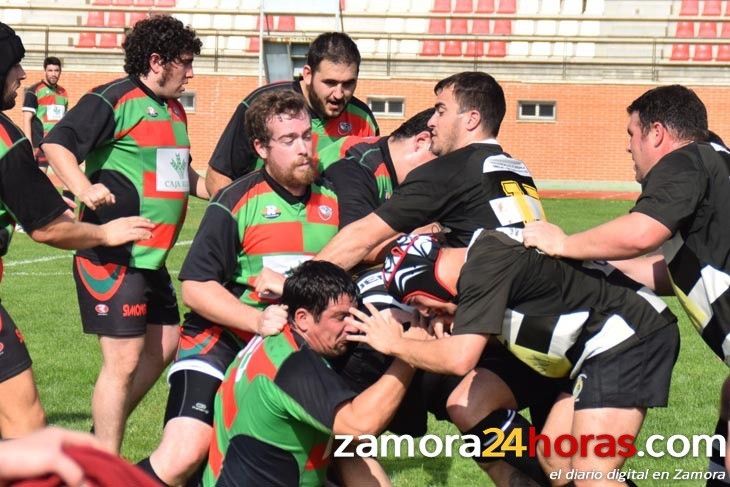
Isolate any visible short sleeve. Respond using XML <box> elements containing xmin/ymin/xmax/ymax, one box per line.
<box><xmin>0</xmin><ymin>141</ymin><xmax>67</xmax><ymax>232</ymax></box>
<box><xmin>178</xmin><ymin>202</ymin><xmax>240</xmax><ymax>283</ymax></box>
<box><xmin>274</xmin><ymin>349</ymin><xmax>357</xmax><ymax>433</ymax></box>
<box><xmin>630</xmin><ymin>151</ymin><xmax>704</xmax><ymax>233</ymax></box>
<box><xmin>22</xmin><ymin>89</ymin><xmax>37</xmax><ymax>112</ymax></box>
<box><xmin>41</xmin><ymin>92</ymin><xmax>116</xmax><ymax>163</ymax></box>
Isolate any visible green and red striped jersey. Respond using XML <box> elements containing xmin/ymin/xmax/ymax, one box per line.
<box><xmin>178</xmin><ymin>169</ymin><xmax>339</xmax><ymax>339</ymax></box>
<box><xmin>208</xmin><ymin>80</ymin><xmax>379</xmax><ymax>181</ymax></box>
<box><xmin>203</xmin><ymin>327</ymin><xmax>356</xmax><ymax>486</ymax></box>
<box><xmin>43</xmin><ymin>77</ymin><xmax>191</xmax><ymax>270</ymax></box>
<box><xmin>22</xmin><ymin>81</ymin><xmax>68</xmax><ymax>148</ymax></box>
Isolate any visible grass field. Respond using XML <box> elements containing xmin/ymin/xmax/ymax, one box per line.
<box><xmin>3</xmin><ymin>198</ymin><xmax>726</xmax><ymax>486</ymax></box>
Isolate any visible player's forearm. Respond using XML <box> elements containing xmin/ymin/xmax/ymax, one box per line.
<box><xmin>30</xmin><ymin>214</ymin><xmax>106</xmax><ymax>250</ymax></box>
<box><xmin>41</xmin><ymin>143</ymin><xmax>91</xmax><ymax>196</ymax></box>
<box><xmin>181</xmin><ymin>280</ymin><xmax>262</xmax><ymax>333</ymax></box>
<box><xmin>561</xmin><ymin>213</ymin><xmax>669</xmax><ymax>260</ymax></box>
<box><xmin>317</xmin><ymin>215</ymin><xmax>394</xmax><ymax>270</ymax></box>
<box><xmin>390</xmin><ymin>334</ymin><xmax>483</xmax><ymax>376</ymax></box>
<box><xmin>334</xmin><ymin>359</ymin><xmax>415</xmax><ymax>436</ymax></box>
<box><xmin>188</xmin><ymin>166</ymin><xmax>209</xmax><ymax>200</ymax></box>
<box><xmin>204</xmin><ymin>167</ymin><xmax>231</xmax><ymax>198</ymax></box>
<box><xmin>609</xmin><ymin>253</ymin><xmax>673</xmax><ymax>295</ymax></box>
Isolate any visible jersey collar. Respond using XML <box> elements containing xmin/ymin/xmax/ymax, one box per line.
<box><xmin>262</xmin><ymin>168</ymin><xmax>312</xmax><ymax>205</ymax></box>
<box><xmin>130</xmin><ymin>76</ymin><xmax>165</xmax><ymax>106</ymax></box>
<box><xmin>378</xmin><ymin>137</ymin><xmax>400</xmax><ymax>189</ymax></box>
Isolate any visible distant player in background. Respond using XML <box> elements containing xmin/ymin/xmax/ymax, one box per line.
<box><xmin>205</xmin><ymin>31</ymin><xmax>378</xmax><ymax>196</ymax></box>
<box><xmin>22</xmin><ymin>56</ymin><xmax>67</xmax><ymax>171</ymax></box>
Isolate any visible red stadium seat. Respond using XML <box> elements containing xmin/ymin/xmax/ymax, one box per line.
<box><xmin>432</xmin><ymin>0</ymin><xmax>451</xmax><ymax>12</ymax></box>
<box><xmin>464</xmin><ymin>41</ymin><xmax>484</xmax><ymax>56</ymax></box>
<box><xmin>129</xmin><ymin>12</ymin><xmax>148</xmax><ymax>26</ymax></box>
<box><xmin>497</xmin><ymin>0</ymin><xmax>515</xmax><ymax>14</ymax></box>
<box><xmin>476</xmin><ymin>0</ymin><xmax>494</xmax><ymax>13</ymax></box>
<box><xmin>135</xmin><ymin>0</ymin><xmax>154</xmax><ymax>5</ymax></box>
<box><xmin>703</xmin><ymin>0</ymin><xmax>722</xmax><ymax>16</ymax></box>
<box><xmin>680</xmin><ymin>0</ymin><xmax>699</xmax><ymax>15</ymax></box>
<box><xmin>155</xmin><ymin>0</ymin><xmax>175</xmax><ymax>7</ymax></box>
<box><xmin>670</xmin><ymin>21</ymin><xmax>694</xmax><ymax>60</ymax></box>
<box><xmin>450</xmin><ymin>18</ymin><xmax>468</xmax><ymax>34</ymax></box>
<box><xmin>247</xmin><ymin>37</ymin><xmax>260</xmax><ymax>53</ymax></box>
<box><xmin>107</xmin><ymin>11</ymin><xmax>126</xmax><ymax>28</ymax></box>
<box><xmin>277</xmin><ymin>16</ymin><xmax>295</xmax><ymax>32</ymax></box>
<box><xmin>493</xmin><ymin>19</ymin><xmax>512</xmax><ymax>35</ymax></box>
<box><xmin>487</xmin><ymin>40</ymin><xmax>506</xmax><ymax>56</ymax></box>
<box><xmin>717</xmin><ymin>21</ymin><xmax>730</xmax><ymax>60</ymax></box>
<box><xmin>420</xmin><ymin>40</ymin><xmax>440</xmax><ymax>55</ymax></box>
<box><xmin>93</xmin><ymin>0</ymin><xmax>111</xmax><ymax>5</ymax></box>
<box><xmin>77</xmin><ymin>32</ymin><xmax>96</xmax><ymax>47</ymax></box>
<box><xmin>472</xmin><ymin>18</ymin><xmax>490</xmax><ymax>34</ymax></box>
<box><xmin>443</xmin><ymin>40</ymin><xmax>463</xmax><ymax>56</ymax></box>
<box><xmin>98</xmin><ymin>32</ymin><xmax>118</xmax><ymax>48</ymax></box>
<box><xmin>428</xmin><ymin>18</ymin><xmax>447</xmax><ymax>34</ymax></box>
<box><xmin>86</xmin><ymin>11</ymin><xmax>105</xmax><ymax>27</ymax></box>
<box><xmin>693</xmin><ymin>43</ymin><xmax>713</xmax><ymax>60</ymax></box>
<box><xmin>454</xmin><ymin>0</ymin><xmax>473</xmax><ymax>13</ymax></box>
<box><xmin>698</xmin><ymin>21</ymin><xmax>717</xmax><ymax>37</ymax></box>
<box><xmin>112</xmin><ymin>0</ymin><xmax>133</xmax><ymax>5</ymax></box>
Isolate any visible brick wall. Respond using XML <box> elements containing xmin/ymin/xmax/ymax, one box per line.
<box><xmin>8</xmin><ymin>70</ymin><xmax>730</xmax><ymax>187</ymax></box>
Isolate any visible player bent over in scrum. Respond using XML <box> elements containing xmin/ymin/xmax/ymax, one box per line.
<box><xmin>202</xmin><ymin>261</ymin><xmax>422</xmax><ymax>486</ymax></box>
<box><xmin>349</xmin><ymin>232</ymin><xmax>679</xmax><ymax>486</ymax></box>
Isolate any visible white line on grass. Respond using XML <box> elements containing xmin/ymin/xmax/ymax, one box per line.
<box><xmin>4</xmin><ymin>240</ymin><xmax>193</xmax><ymax>268</ymax></box>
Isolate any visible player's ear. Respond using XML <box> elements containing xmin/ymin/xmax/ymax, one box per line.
<box><xmin>253</xmin><ymin>138</ymin><xmax>268</xmax><ymax>159</ymax></box>
<box><xmin>294</xmin><ymin>307</ymin><xmax>312</xmax><ymax>332</ymax></box>
<box><xmin>301</xmin><ymin>64</ymin><xmax>313</xmax><ymax>85</ymax></box>
<box><xmin>463</xmin><ymin>109</ymin><xmax>481</xmax><ymax>132</ymax></box>
<box><xmin>148</xmin><ymin>52</ymin><xmax>164</xmax><ymax>75</ymax></box>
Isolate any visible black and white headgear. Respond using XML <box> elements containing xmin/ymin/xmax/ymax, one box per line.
<box><xmin>382</xmin><ymin>234</ymin><xmax>455</xmax><ymax>304</ymax></box>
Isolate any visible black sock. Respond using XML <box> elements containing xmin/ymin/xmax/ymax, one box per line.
<box><xmin>136</xmin><ymin>457</ymin><xmax>170</xmax><ymax>486</ymax></box>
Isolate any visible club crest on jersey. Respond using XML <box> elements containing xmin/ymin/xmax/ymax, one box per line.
<box><xmin>338</xmin><ymin>122</ymin><xmax>352</xmax><ymax>135</ymax></box>
<box><xmin>95</xmin><ymin>303</ymin><xmax>109</xmax><ymax>316</ymax></box>
<box><xmin>146</xmin><ymin>106</ymin><xmax>159</xmax><ymax>118</ymax></box>
<box><xmin>318</xmin><ymin>205</ymin><xmax>333</xmax><ymax>221</ymax></box>
<box><xmin>262</xmin><ymin>205</ymin><xmax>281</xmax><ymax>219</ymax></box>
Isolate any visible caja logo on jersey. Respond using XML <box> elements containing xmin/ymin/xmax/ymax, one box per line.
<box><xmin>146</xmin><ymin>106</ymin><xmax>159</xmax><ymax>118</ymax></box>
<box><xmin>318</xmin><ymin>205</ymin><xmax>333</xmax><ymax>221</ymax></box>
<box><xmin>262</xmin><ymin>205</ymin><xmax>281</xmax><ymax>219</ymax></box>
<box><xmin>338</xmin><ymin>122</ymin><xmax>352</xmax><ymax>135</ymax></box>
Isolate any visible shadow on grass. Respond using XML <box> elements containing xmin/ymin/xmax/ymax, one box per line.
<box><xmin>47</xmin><ymin>411</ymin><xmax>91</xmax><ymax>426</ymax></box>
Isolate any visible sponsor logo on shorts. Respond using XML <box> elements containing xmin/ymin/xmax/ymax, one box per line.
<box><xmin>192</xmin><ymin>402</ymin><xmax>210</xmax><ymax>415</ymax></box>
<box><xmin>338</xmin><ymin>121</ymin><xmax>352</xmax><ymax>135</ymax></box>
<box><xmin>318</xmin><ymin>205</ymin><xmax>333</xmax><ymax>221</ymax></box>
<box><xmin>146</xmin><ymin>106</ymin><xmax>158</xmax><ymax>118</ymax></box>
<box><xmin>95</xmin><ymin>303</ymin><xmax>109</xmax><ymax>316</ymax></box>
<box><xmin>262</xmin><ymin>205</ymin><xmax>281</xmax><ymax>219</ymax></box>
<box><xmin>122</xmin><ymin>303</ymin><xmax>148</xmax><ymax>318</ymax></box>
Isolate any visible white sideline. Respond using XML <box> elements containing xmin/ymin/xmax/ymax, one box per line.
<box><xmin>4</xmin><ymin>240</ymin><xmax>193</xmax><ymax>268</ymax></box>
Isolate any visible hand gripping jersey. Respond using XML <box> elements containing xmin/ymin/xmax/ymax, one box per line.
<box><xmin>177</xmin><ymin>170</ymin><xmax>339</xmax><ymax>346</ymax></box>
<box><xmin>43</xmin><ymin>77</ymin><xmax>191</xmax><ymax>269</ymax></box>
<box><xmin>375</xmin><ymin>142</ymin><xmax>545</xmax><ymax>247</ymax></box>
<box><xmin>22</xmin><ymin>81</ymin><xmax>68</xmax><ymax>146</ymax></box>
<box><xmin>631</xmin><ymin>142</ymin><xmax>730</xmax><ymax>365</ymax></box>
<box><xmin>203</xmin><ymin>327</ymin><xmax>356</xmax><ymax>486</ymax></box>
<box><xmin>208</xmin><ymin>80</ymin><xmax>379</xmax><ymax>180</ymax></box>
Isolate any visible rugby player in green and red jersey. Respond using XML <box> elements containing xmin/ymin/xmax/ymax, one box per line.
<box><xmin>0</xmin><ymin>23</ymin><xmax>153</xmax><ymax>440</ymax></box>
<box><xmin>203</xmin><ymin>260</ymin><xmax>419</xmax><ymax>487</ymax></box>
<box><xmin>21</xmin><ymin>56</ymin><xmax>67</xmax><ymax>170</ymax></box>
<box><xmin>139</xmin><ymin>90</ymin><xmax>342</xmax><ymax>486</ymax></box>
<box><xmin>205</xmin><ymin>32</ymin><xmax>379</xmax><ymax>196</ymax></box>
<box><xmin>41</xmin><ymin>15</ymin><xmax>206</xmax><ymax>454</ymax></box>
